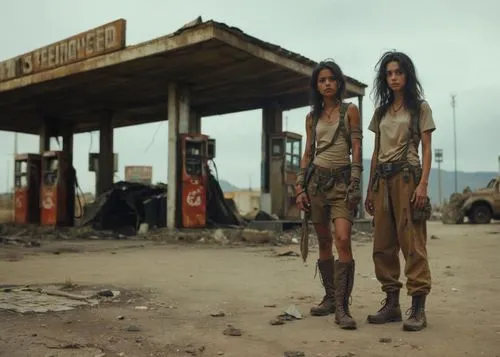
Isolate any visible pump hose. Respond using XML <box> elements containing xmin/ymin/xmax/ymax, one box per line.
<box><xmin>71</xmin><ymin>167</ymin><xmax>85</xmax><ymax>219</ymax></box>
<box><xmin>209</xmin><ymin>159</ymin><xmax>219</xmax><ymax>182</ymax></box>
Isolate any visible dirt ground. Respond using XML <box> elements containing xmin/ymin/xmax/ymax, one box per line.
<box><xmin>1</xmin><ymin>222</ymin><xmax>499</xmax><ymax>357</ymax></box>
<box><xmin>0</xmin><ymin>209</ymin><xmax>13</xmax><ymax>224</ymax></box>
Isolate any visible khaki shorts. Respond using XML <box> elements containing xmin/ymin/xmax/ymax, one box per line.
<box><xmin>306</xmin><ymin>165</ymin><xmax>353</xmax><ymax>225</ymax></box>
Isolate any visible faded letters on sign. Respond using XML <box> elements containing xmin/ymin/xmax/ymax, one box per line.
<box><xmin>0</xmin><ymin>19</ymin><xmax>126</xmax><ymax>82</ymax></box>
<box><xmin>125</xmin><ymin>166</ymin><xmax>153</xmax><ymax>185</ymax></box>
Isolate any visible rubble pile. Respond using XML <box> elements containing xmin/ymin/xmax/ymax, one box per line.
<box><xmin>0</xmin><ymin>284</ymin><xmax>121</xmax><ymax>314</ymax></box>
<box><xmin>80</xmin><ymin>177</ymin><xmax>246</xmax><ymax>235</ymax></box>
<box><xmin>145</xmin><ymin>227</ymin><xmax>277</xmax><ymax>245</ymax></box>
<box><xmin>441</xmin><ymin>192</ymin><xmax>467</xmax><ymax>224</ymax></box>
<box><xmin>0</xmin><ymin>220</ymin><xmax>373</xmax><ymax>250</ymax></box>
<box><xmin>0</xmin><ymin>223</ymin><xmax>127</xmax><ymax>246</ymax></box>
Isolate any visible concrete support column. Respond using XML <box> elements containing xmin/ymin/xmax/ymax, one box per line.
<box><xmin>98</xmin><ymin>112</ymin><xmax>114</xmax><ymax>196</ymax></box>
<box><xmin>39</xmin><ymin>120</ymin><xmax>51</xmax><ymax>154</ymax></box>
<box><xmin>188</xmin><ymin>109</ymin><xmax>202</xmax><ymax>134</ymax></box>
<box><xmin>62</xmin><ymin>125</ymin><xmax>75</xmax><ymax>226</ymax></box>
<box><xmin>357</xmin><ymin>95</ymin><xmax>365</xmax><ymax>219</ymax></box>
<box><xmin>167</xmin><ymin>83</ymin><xmax>180</xmax><ymax>229</ymax></box>
<box><xmin>260</xmin><ymin>103</ymin><xmax>283</xmax><ymax>214</ymax></box>
<box><xmin>166</xmin><ymin>83</ymin><xmax>191</xmax><ymax>229</ymax></box>
<box><xmin>178</xmin><ymin>86</ymin><xmax>191</xmax><ymax>135</ymax></box>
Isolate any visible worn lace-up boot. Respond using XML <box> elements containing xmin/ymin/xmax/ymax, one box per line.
<box><xmin>334</xmin><ymin>260</ymin><xmax>357</xmax><ymax>330</ymax></box>
<box><xmin>367</xmin><ymin>290</ymin><xmax>402</xmax><ymax>324</ymax></box>
<box><xmin>403</xmin><ymin>295</ymin><xmax>427</xmax><ymax>331</ymax></box>
<box><xmin>310</xmin><ymin>256</ymin><xmax>336</xmax><ymax>316</ymax></box>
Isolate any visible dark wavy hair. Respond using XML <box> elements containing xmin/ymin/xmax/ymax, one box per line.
<box><xmin>371</xmin><ymin>51</ymin><xmax>424</xmax><ymax>117</ymax></box>
<box><xmin>309</xmin><ymin>59</ymin><xmax>346</xmax><ymax>120</ymax></box>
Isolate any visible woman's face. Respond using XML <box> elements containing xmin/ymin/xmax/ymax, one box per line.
<box><xmin>316</xmin><ymin>68</ymin><xmax>337</xmax><ymax>98</ymax></box>
<box><xmin>386</xmin><ymin>60</ymin><xmax>406</xmax><ymax>93</ymax></box>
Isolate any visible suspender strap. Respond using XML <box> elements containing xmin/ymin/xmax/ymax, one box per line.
<box><xmin>314</xmin><ymin>103</ymin><xmax>349</xmax><ymax>156</ymax></box>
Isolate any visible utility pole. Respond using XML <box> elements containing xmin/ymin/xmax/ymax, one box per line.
<box><xmin>451</xmin><ymin>94</ymin><xmax>458</xmax><ymax>193</ymax></box>
<box><xmin>434</xmin><ymin>148</ymin><xmax>443</xmax><ymax>206</ymax></box>
<box><xmin>498</xmin><ymin>154</ymin><xmax>500</xmax><ymax>174</ymax></box>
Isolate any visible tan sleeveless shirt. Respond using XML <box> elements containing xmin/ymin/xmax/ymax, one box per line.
<box><xmin>312</xmin><ymin>108</ymin><xmax>350</xmax><ymax>169</ymax></box>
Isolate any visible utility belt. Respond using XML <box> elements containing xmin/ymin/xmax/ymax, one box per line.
<box><xmin>309</xmin><ymin>164</ymin><xmax>350</xmax><ymax>196</ymax></box>
<box><xmin>371</xmin><ymin>160</ymin><xmax>430</xmax><ymax>222</ymax></box>
<box><xmin>372</xmin><ymin>161</ymin><xmax>423</xmax><ymax>192</ymax></box>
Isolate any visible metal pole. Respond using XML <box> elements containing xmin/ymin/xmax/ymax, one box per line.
<box><xmin>434</xmin><ymin>148</ymin><xmax>443</xmax><ymax>206</ymax></box>
<box><xmin>451</xmin><ymin>94</ymin><xmax>458</xmax><ymax>193</ymax></box>
<box><xmin>438</xmin><ymin>161</ymin><xmax>442</xmax><ymax>205</ymax></box>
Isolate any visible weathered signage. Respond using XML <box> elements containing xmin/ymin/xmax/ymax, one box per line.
<box><xmin>125</xmin><ymin>166</ymin><xmax>153</xmax><ymax>185</ymax></box>
<box><xmin>0</xmin><ymin>19</ymin><xmax>126</xmax><ymax>82</ymax></box>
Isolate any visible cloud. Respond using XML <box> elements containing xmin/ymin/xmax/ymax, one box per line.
<box><xmin>0</xmin><ymin>0</ymin><xmax>499</xmax><ymax>193</ymax></box>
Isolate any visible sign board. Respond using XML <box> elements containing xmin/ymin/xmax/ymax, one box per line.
<box><xmin>0</xmin><ymin>19</ymin><xmax>126</xmax><ymax>82</ymax></box>
<box><xmin>125</xmin><ymin>166</ymin><xmax>153</xmax><ymax>185</ymax></box>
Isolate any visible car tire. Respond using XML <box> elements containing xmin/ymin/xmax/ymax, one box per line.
<box><xmin>471</xmin><ymin>203</ymin><xmax>492</xmax><ymax>224</ymax></box>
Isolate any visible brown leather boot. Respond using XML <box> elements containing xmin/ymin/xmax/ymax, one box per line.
<box><xmin>334</xmin><ymin>260</ymin><xmax>357</xmax><ymax>330</ymax></box>
<box><xmin>310</xmin><ymin>257</ymin><xmax>336</xmax><ymax>316</ymax></box>
<box><xmin>367</xmin><ymin>290</ymin><xmax>402</xmax><ymax>324</ymax></box>
<box><xmin>403</xmin><ymin>295</ymin><xmax>427</xmax><ymax>331</ymax></box>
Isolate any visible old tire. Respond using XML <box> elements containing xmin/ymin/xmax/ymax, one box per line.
<box><xmin>470</xmin><ymin>204</ymin><xmax>492</xmax><ymax>224</ymax></box>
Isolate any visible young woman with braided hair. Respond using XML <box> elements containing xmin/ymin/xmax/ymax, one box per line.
<box><xmin>365</xmin><ymin>51</ymin><xmax>435</xmax><ymax>332</ymax></box>
<box><xmin>295</xmin><ymin>60</ymin><xmax>363</xmax><ymax>330</ymax></box>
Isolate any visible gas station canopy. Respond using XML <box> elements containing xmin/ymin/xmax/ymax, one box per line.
<box><xmin>0</xmin><ymin>17</ymin><xmax>367</xmax><ymax>135</ymax></box>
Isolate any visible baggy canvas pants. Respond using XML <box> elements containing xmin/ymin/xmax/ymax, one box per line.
<box><xmin>372</xmin><ymin>171</ymin><xmax>432</xmax><ymax>296</ymax></box>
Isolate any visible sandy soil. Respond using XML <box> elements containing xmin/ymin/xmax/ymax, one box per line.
<box><xmin>0</xmin><ymin>209</ymin><xmax>13</xmax><ymax>224</ymax></box>
<box><xmin>1</xmin><ymin>221</ymin><xmax>499</xmax><ymax>357</ymax></box>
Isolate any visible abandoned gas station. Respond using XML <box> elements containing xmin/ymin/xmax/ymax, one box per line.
<box><xmin>0</xmin><ymin>17</ymin><xmax>367</xmax><ymax>230</ymax></box>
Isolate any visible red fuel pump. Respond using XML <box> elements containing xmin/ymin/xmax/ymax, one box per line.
<box><xmin>269</xmin><ymin>131</ymin><xmax>303</xmax><ymax>220</ymax></box>
<box><xmin>178</xmin><ymin>134</ymin><xmax>209</xmax><ymax>228</ymax></box>
<box><xmin>40</xmin><ymin>151</ymin><xmax>75</xmax><ymax>226</ymax></box>
<box><xmin>14</xmin><ymin>154</ymin><xmax>42</xmax><ymax>224</ymax></box>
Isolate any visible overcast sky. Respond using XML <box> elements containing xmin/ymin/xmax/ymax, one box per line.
<box><xmin>0</xmin><ymin>0</ymin><xmax>499</xmax><ymax>193</ymax></box>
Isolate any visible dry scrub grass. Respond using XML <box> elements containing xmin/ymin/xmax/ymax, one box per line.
<box><xmin>0</xmin><ymin>208</ymin><xmax>13</xmax><ymax>223</ymax></box>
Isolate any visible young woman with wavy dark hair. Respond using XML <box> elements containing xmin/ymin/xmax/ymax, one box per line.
<box><xmin>365</xmin><ymin>51</ymin><xmax>435</xmax><ymax>332</ymax></box>
<box><xmin>295</xmin><ymin>59</ymin><xmax>362</xmax><ymax>330</ymax></box>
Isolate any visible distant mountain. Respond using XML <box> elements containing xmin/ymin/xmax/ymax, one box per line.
<box><xmin>218</xmin><ymin>179</ymin><xmax>240</xmax><ymax>193</ymax></box>
<box><xmin>361</xmin><ymin>159</ymin><xmax>498</xmax><ymax>204</ymax></box>
<box><xmin>217</xmin><ymin>161</ymin><xmax>497</xmax><ymax>203</ymax></box>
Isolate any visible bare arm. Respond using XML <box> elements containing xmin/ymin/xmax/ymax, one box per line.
<box><xmin>419</xmin><ymin>130</ymin><xmax>432</xmax><ymax>187</ymax></box>
<box><xmin>295</xmin><ymin>114</ymin><xmax>314</xmax><ymax>194</ymax></box>
<box><xmin>363</xmin><ymin>110</ymin><xmax>380</xmax><ymax>215</ymax></box>
<box><xmin>367</xmin><ymin>149</ymin><xmax>377</xmax><ymax>194</ymax></box>
<box><xmin>366</xmin><ymin>109</ymin><xmax>380</xmax><ymax>196</ymax></box>
<box><xmin>347</xmin><ymin>104</ymin><xmax>362</xmax><ymax>181</ymax></box>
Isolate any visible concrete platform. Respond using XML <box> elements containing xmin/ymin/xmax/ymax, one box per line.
<box><xmin>247</xmin><ymin>218</ymin><xmax>373</xmax><ymax>234</ymax></box>
<box><xmin>246</xmin><ymin>220</ymin><xmax>301</xmax><ymax>233</ymax></box>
